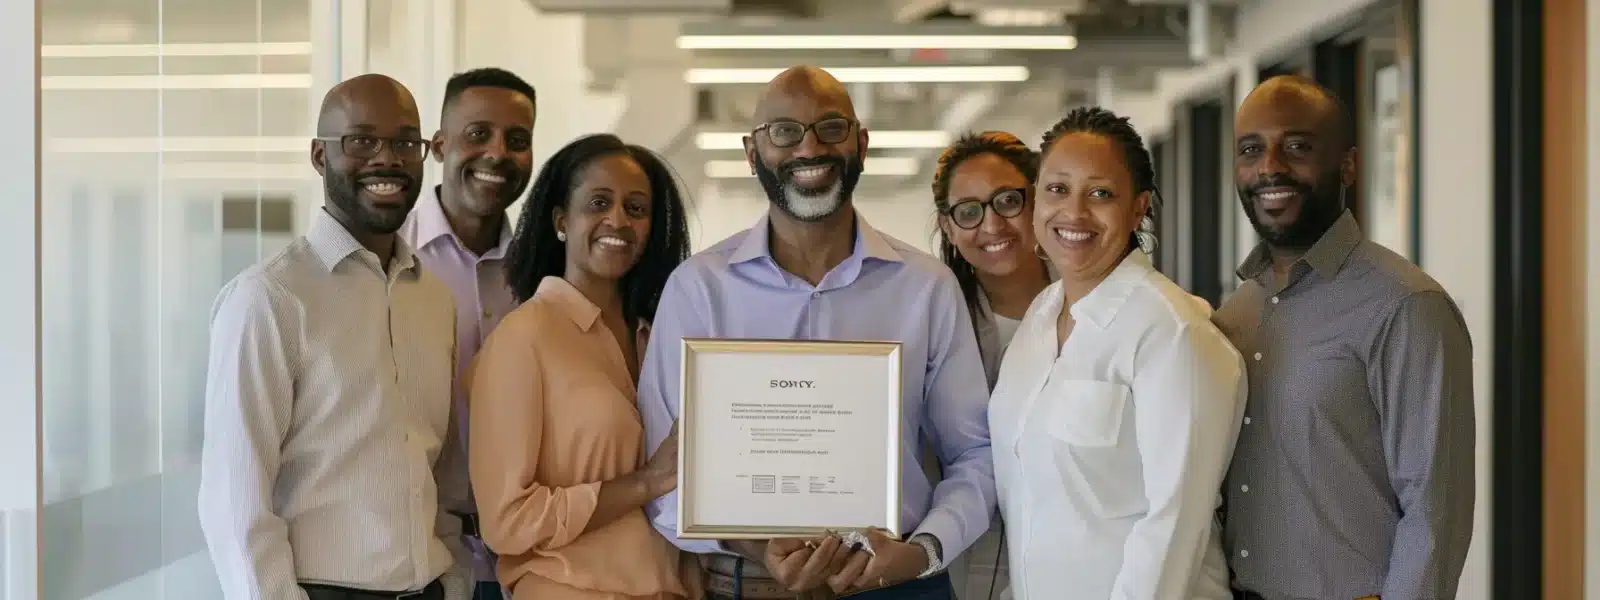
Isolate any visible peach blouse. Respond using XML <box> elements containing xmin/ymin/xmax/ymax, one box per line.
<box><xmin>468</xmin><ymin>276</ymin><xmax>697</xmax><ymax>600</ymax></box>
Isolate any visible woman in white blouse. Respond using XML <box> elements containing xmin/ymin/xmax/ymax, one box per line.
<box><xmin>988</xmin><ymin>107</ymin><xmax>1245</xmax><ymax>600</ymax></box>
<box><xmin>929</xmin><ymin>131</ymin><xmax>1054</xmax><ymax>600</ymax></box>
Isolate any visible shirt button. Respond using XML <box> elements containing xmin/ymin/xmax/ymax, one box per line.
<box><xmin>1270</xmin><ymin>296</ymin><xmax>1280</xmax><ymax>304</ymax></box>
<box><xmin>482</xmin><ymin>309</ymin><xmax>491</xmax><ymax>319</ymax></box>
<box><xmin>1240</xmin><ymin>484</ymin><xmax>1250</xmax><ymax>492</ymax></box>
<box><xmin>1240</xmin><ymin>550</ymin><xmax>1249</xmax><ymax>558</ymax></box>
<box><xmin>1244</xmin><ymin>416</ymin><xmax>1252</xmax><ymax>425</ymax></box>
<box><xmin>812</xmin><ymin>292</ymin><xmax>821</xmax><ymax>298</ymax></box>
<box><xmin>1253</xmin><ymin>352</ymin><xmax>1263</xmax><ymax>361</ymax></box>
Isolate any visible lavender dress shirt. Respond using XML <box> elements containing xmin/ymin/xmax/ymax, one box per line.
<box><xmin>636</xmin><ymin>213</ymin><xmax>998</xmax><ymax>563</ymax></box>
<box><xmin>400</xmin><ymin>187</ymin><xmax>517</xmax><ymax>583</ymax></box>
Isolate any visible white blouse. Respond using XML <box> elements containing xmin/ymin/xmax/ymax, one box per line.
<box><xmin>988</xmin><ymin>251</ymin><xmax>1245</xmax><ymax>600</ymax></box>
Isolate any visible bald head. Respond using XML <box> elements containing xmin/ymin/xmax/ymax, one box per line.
<box><xmin>1238</xmin><ymin>74</ymin><xmax>1352</xmax><ymax>149</ymax></box>
<box><xmin>753</xmin><ymin>65</ymin><xmax>856</xmax><ymax>124</ymax></box>
<box><xmin>317</xmin><ymin>73</ymin><xmax>420</xmax><ymax>136</ymax></box>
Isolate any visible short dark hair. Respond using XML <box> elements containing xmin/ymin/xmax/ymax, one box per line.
<box><xmin>930</xmin><ymin>130</ymin><xmax>1040</xmax><ymax>320</ymax></box>
<box><xmin>502</xmin><ymin>134</ymin><xmax>692</xmax><ymax>322</ymax></box>
<box><xmin>440</xmin><ymin>68</ymin><xmax>537</xmax><ymax>122</ymax></box>
<box><xmin>1040</xmin><ymin>106</ymin><xmax>1162</xmax><ymax>251</ymax></box>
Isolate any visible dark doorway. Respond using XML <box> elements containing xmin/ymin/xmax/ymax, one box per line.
<box><xmin>1186</xmin><ymin>100</ymin><xmax>1224</xmax><ymax>307</ymax></box>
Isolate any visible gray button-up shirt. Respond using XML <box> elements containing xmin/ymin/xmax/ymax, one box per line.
<box><xmin>1213</xmin><ymin>212</ymin><xmax>1475</xmax><ymax>600</ymax></box>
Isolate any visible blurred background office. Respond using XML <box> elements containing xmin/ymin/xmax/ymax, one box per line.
<box><xmin>0</xmin><ymin>0</ymin><xmax>1592</xmax><ymax>598</ymax></box>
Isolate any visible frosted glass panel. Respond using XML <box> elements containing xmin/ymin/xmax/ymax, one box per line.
<box><xmin>39</xmin><ymin>0</ymin><xmax>315</xmax><ymax>598</ymax></box>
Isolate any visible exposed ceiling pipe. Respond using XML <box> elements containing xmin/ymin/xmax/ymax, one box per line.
<box><xmin>1188</xmin><ymin>0</ymin><xmax>1210</xmax><ymax>62</ymax></box>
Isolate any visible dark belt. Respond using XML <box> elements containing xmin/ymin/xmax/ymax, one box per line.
<box><xmin>451</xmin><ymin>511</ymin><xmax>482</xmax><ymax>538</ymax></box>
<box><xmin>302</xmin><ymin>579</ymin><xmax>443</xmax><ymax>600</ymax></box>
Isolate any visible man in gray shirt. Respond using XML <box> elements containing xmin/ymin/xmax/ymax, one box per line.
<box><xmin>1214</xmin><ymin>75</ymin><xmax>1475</xmax><ymax>600</ymax></box>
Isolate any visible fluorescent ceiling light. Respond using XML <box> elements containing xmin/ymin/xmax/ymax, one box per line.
<box><xmin>704</xmin><ymin>156</ymin><xmax>921</xmax><ymax>179</ymax></box>
<box><xmin>697</xmin><ymin>130</ymin><xmax>951</xmax><ymax>150</ymax></box>
<box><xmin>41</xmin><ymin>42</ymin><xmax>314</xmax><ymax>58</ymax></box>
<box><xmin>41</xmin><ymin>74</ymin><xmax>313</xmax><ymax>90</ymax></box>
<box><xmin>48</xmin><ymin>136</ymin><xmax>306</xmax><ymax>154</ymax></box>
<box><xmin>686</xmin><ymin>66</ymin><xmax>1028</xmax><ymax>84</ymax></box>
<box><xmin>677</xmin><ymin>34</ymin><xmax>1075</xmax><ymax>50</ymax></box>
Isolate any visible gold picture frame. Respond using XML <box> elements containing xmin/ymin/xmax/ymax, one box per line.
<box><xmin>677</xmin><ymin>338</ymin><xmax>904</xmax><ymax>540</ymax></box>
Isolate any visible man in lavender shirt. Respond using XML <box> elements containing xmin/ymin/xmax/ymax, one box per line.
<box><xmin>400</xmin><ymin>67</ymin><xmax>536</xmax><ymax>600</ymax></box>
<box><xmin>637</xmin><ymin>65</ymin><xmax>995</xmax><ymax>600</ymax></box>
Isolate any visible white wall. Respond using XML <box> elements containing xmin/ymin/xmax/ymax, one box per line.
<box><xmin>1416</xmin><ymin>1</ymin><xmax>1494</xmax><ymax>597</ymax></box>
<box><xmin>0</xmin><ymin>1</ymin><xmax>39</xmax><ymax>599</ymax></box>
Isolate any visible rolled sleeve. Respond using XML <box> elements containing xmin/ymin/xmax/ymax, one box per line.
<box><xmin>1374</xmin><ymin>291</ymin><xmax>1476</xmax><ymax>600</ymax></box>
<box><xmin>912</xmin><ymin>275</ymin><xmax>997</xmax><ymax>561</ymax></box>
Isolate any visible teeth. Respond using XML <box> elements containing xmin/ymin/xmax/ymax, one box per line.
<box><xmin>363</xmin><ymin>182</ymin><xmax>403</xmax><ymax>196</ymax></box>
<box><xmin>596</xmin><ymin>236</ymin><xmax>629</xmax><ymax>248</ymax></box>
<box><xmin>980</xmin><ymin>240</ymin><xmax>1013</xmax><ymax>253</ymax></box>
<box><xmin>1054</xmin><ymin>228</ymin><xmax>1093</xmax><ymax>242</ymax></box>
<box><xmin>471</xmin><ymin>171</ymin><xmax>506</xmax><ymax>184</ymax></box>
<box><xmin>1259</xmin><ymin>191</ymin><xmax>1295</xmax><ymax>200</ymax></box>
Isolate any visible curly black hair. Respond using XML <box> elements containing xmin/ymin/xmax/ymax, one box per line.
<box><xmin>930</xmin><ymin>130</ymin><xmax>1041</xmax><ymax>320</ymax></box>
<box><xmin>1039</xmin><ymin>106</ymin><xmax>1162</xmax><ymax>252</ymax></box>
<box><xmin>502</xmin><ymin>133</ymin><xmax>691</xmax><ymax>323</ymax></box>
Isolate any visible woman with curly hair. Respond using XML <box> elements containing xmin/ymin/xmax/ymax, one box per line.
<box><xmin>468</xmin><ymin>133</ymin><xmax>700</xmax><ymax>600</ymax></box>
<box><xmin>928</xmin><ymin>130</ymin><xmax>1053</xmax><ymax>600</ymax></box>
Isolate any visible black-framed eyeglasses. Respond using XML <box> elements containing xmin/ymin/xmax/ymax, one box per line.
<box><xmin>753</xmin><ymin>117</ymin><xmax>857</xmax><ymax>148</ymax></box>
<box><xmin>946</xmin><ymin>188</ymin><xmax>1027</xmax><ymax>230</ymax></box>
<box><xmin>316</xmin><ymin>134</ymin><xmax>431</xmax><ymax>162</ymax></box>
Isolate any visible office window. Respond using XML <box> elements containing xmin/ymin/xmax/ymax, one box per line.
<box><xmin>38</xmin><ymin>0</ymin><xmax>318</xmax><ymax>598</ymax></box>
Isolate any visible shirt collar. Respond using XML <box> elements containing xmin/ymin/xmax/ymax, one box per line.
<box><xmin>413</xmin><ymin>185</ymin><xmax>515</xmax><ymax>260</ymax></box>
<box><xmin>535</xmin><ymin>276</ymin><xmax>602</xmax><ymax>332</ymax></box>
<box><xmin>534</xmin><ymin>276</ymin><xmax>653</xmax><ymax>338</ymax></box>
<box><xmin>727</xmin><ymin>211</ymin><xmax>903</xmax><ymax>267</ymax></box>
<box><xmin>1069</xmin><ymin>250</ymin><xmax>1154</xmax><ymax>330</ymax></box>
<box><xmin>307</xmin><ymin>207</ymin><xmax>418</xmax><ymax>274</ymax></box>
<box><xmin>1235</xmin><ymin>209</ymin><xmax>1362</xmax><ymax>282</ymax></box>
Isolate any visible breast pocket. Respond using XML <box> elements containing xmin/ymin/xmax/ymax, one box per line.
<box><xmin>1039</xmin><ymin>379</ymin><xmax>1145</xmax><ymax>520</ymax></box>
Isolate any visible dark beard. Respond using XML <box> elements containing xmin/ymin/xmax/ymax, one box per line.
<box><xmin>1239</xmin><ymin>170</ymin><xmax>1346</xmax><ymax>248</ymax></box>
<box><xmin>323</xmin><ymin>161</ymin><xmax>419</xmax><ymax>235</ymax></box>
<box><xmin>753</xmin><ymin>153</ymin><xmax>865</xmax><ymax>222</ymax></box>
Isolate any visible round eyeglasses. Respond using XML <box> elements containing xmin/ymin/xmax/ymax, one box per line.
<box><xmin>946</xmin><ymin>188</ymin><xmax>1027</xmax><ymax>230</ymax></box>
<box><xmin>316</xmin><ymin>134</ymin><xmax>432</xmax><ymax>162</ymax></box>
<box><xmin>754</xmin><ymin>117</ymin><xmax>857</xmax><ymax>148</ymax></box>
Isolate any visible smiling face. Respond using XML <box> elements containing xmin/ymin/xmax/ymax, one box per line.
<box><xmin>940</xmin><ymin>152</ymin><xmax>1036</xmax><ymax>279</ymax></box>
<box><xmin>1233</xmin><ymin>80</ymin><xmax>1355</xmax><ymax>248</ymax></box>
<box><xmin>744</xmin><ymin>78</ymin><xmax>867</xmax><ymax>222</ymax></box>
<box><xmin>312</xmin><ymin>81</ymin><xmax>426</xmax><ymax>237</ymax></box>
<box><xmin>433</xmin><ymin>86</ymin><xmax>536</xmax><ymax>217</ymax></box>
<box><xmin>554</xmin><ymin>153</ymin><xmax>653</xmax><ymax>282</ymax></box>
<box><xmin>1033</xmin><ymin>132</ymin><xmax>1150</xmax><ymax>284</ymax></box>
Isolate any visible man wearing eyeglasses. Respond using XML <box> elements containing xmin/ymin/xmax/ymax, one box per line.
<box><xmin>399</xmin><ymin>67</ymin><xmax>536</xmax><ymax>600</ymax></box>
<box><xmin>199</xmin><ymin>73</ymin><xmax>471</xmax><ymax>600</ymax></box>
<box><xmin>636</xmin><ymin>65</ymin><xmax>995</xmax><ymax>600</ymax></box>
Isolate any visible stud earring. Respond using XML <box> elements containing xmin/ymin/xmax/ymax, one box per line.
<box><xmin>1034</xmin><ymin>244</ymin><xmax>1049</xmax><ymax>260</ymax></box>
<box><xmin>556</xmin><ymin>230</ymin><xmax>566</xmax><ymax>242</ymax></box>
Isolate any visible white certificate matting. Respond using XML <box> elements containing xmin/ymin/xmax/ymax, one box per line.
<box><xmin>677</xmin><ymin>339</ymin><xmax>902</xmax><ymax>539</ymax></box>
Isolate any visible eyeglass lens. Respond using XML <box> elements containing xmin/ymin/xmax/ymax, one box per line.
<box><xmin>340</xmin><ymin>134</ymin><xmax>429</xmax><ymax>161</ymax></box>
<box><xmin>951</xmin><ymin>188</ymin><xmax>1027</xmax><ymax>229</ymax></box>
<box><xmin>764</xmin><ymin>118</ymin><xmax>853</xmax><ymax>148</ymax></box>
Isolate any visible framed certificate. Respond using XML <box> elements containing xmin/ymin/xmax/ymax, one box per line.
<box><xmin>677</xmin><ymin>338</ymin><xmax>903</xmax><ymax>540</ymax></box>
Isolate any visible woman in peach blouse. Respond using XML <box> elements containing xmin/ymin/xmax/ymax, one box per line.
<box><xmin>468</xmin><ymin>133</ymin><xmax>696</xmax><ymax>600</ymax></box>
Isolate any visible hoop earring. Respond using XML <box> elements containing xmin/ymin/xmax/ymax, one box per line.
<box><xmin>1136</xmin><ymin>214</ymin><xmax>1159</xmax><ymax>255</ymax></box>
